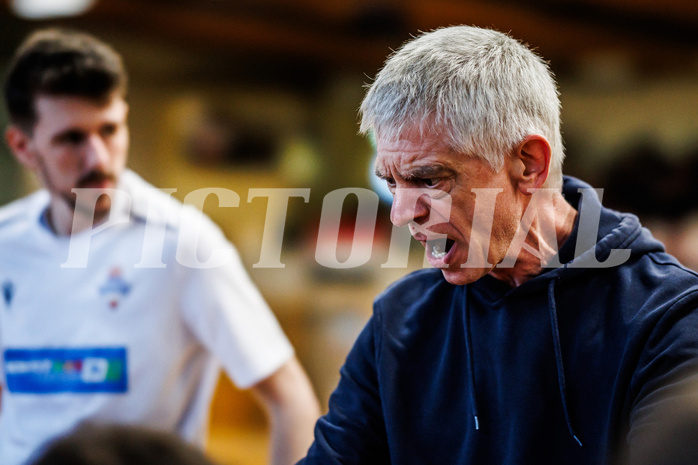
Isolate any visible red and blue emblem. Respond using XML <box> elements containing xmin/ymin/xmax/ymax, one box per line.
<box><xmin>98</xmin><ymin>267</ymin><xmax>132</xmax><ymax>309</ymax></box>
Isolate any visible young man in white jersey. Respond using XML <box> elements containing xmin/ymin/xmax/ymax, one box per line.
<box><xmin>0</xmin><ymin>28</ymin><xmax>320</xmax><ymax>465</ymax></box>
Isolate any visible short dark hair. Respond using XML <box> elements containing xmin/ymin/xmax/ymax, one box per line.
<box><xmin>3</xmin><ymin>28</ymin><xmax>127</xmax><ymax>132</ymax></box>
<box><xmin>30</xmin><ymin>423</ymin><xmax>217</xmax><ymax>465</ymax></box>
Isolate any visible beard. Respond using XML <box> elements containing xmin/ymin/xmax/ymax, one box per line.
<box><xmin>35</xmin><ymin>156</ymin><xmax>117</xmax><ymax>222</ymax></box>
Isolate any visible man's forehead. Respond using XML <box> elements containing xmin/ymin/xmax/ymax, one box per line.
<box><xmin>375</xmin><ymin>130</ymin><xmax>452</xmax><ymax>153</ymax></box>
<box><xmin>377</xmin><ymin>125</ymin><xmax>460</xmax><ymax>156</ymax></box>
<box><xmin>33</xmin><ymin>94</ymin><xmax>127</xmax><ymax>131</ymax></box>
<box><xmin>35</xmin><ymin>94</ymin><xmax>126</xmax><ymax>113</ymax></box>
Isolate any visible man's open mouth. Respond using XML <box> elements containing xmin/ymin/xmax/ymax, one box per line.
<box><xmin>426</xmin><ymin>238</ymin><xmax>455</xmax><ymax>259</ymax></box>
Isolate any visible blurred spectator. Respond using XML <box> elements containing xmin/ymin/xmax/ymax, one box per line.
<box><xmin>620</xmin><ymin>377</ymin><xmax>698</xmax><ymax>465</ymax></box>
<box><xmin>602</xmin><ymin>143</ymin><xmax>698</xmax><ymax>270</ymax></box>
<box><xmin>30</xmin><ymin>423</ymin><xmax>219</xmax><ymax>465</ymax></box>
<box><xmin>0</xmin><ymin>28</ymin><xmax>320</xmax><ymax>465</ymax></box>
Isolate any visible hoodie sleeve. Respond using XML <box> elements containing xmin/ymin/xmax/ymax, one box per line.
<box><xmin>622</xmin><ymin>289</ymin><xmax>698</xmax><ymax>465</ymax></box>
<box><xmin>298</xmin><ymin>309</ymin><xmax>390</xmax><ymax>465</ymax></box>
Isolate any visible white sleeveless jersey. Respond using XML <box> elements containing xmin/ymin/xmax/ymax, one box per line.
<box><xmin>0</xmin><ymin>171</ymin><xmax>293</xmax><ymax>465</ymax></box>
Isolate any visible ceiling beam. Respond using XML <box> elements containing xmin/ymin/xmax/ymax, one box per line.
<box><xmin>6</xmin><ymin>0</ymin><xmax>694</xmax><ymax>76</ymax></box>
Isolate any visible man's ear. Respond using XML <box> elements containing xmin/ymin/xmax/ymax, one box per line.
<box><xmin>514</xmin><ymin>135</ymin><xmax>551</xmax><ymax>194</ymax></box>
<box><xmin>5</xmin><ymin>125</ymin><xmax>38</xmax><ymax>169</ymax></box>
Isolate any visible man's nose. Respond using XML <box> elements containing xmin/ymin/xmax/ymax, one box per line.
<box><xmin>390</xmin><ymin>187</ymin><xmax>430</xmax><ymax>227</ymax></box>
<box><xmin>83</xmin><ymin>134</ymin><xmax>110</xmax><ymax>170</ymax></box>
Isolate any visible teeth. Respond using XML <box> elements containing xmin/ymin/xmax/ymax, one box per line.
<box><xmin>431</xmin><ymin>245</ymin><xmax>446</xmax><ymax>259</ymax></box>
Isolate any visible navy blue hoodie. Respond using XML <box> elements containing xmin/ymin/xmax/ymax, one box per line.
<box><xmin>299</xmin><ymin>177</ymin><xmax>698</xmax><ymax>465</ymax></box>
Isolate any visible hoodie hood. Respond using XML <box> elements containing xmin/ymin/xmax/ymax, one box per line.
<box><xmin>512</xmin><ymin>176</ymin><xmax>666</xmax><ymax>294</ymax></box>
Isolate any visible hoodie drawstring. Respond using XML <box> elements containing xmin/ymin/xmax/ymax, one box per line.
<box><xmin>547</xmin><ymin>279</ymin><xmax>583</xmax><ymax>447</ymax></box>
<box><xmin>464</xmin><ymin>285</ymin><xmax>480</xmax><ymax>431</ymax></box>
<box><xmin>465</xmin><ymin>282</ymin><xmax>583</xmax><ymax>445</ymax></box>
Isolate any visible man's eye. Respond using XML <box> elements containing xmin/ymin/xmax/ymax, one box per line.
<box><xmin>422</xmin><ymin>178</ymin><xmax>453</xmax><ymax>199</ymax></box>
<box><xmin>100</xmin><ymin>124</ymin><xmax>117</xmax><ymax>137</ymax></box>
<box><xmin>61</xmin><ymin>131</ymin><xmax>86</xmax><ymax>144</ymax></box>
<box><xmin>385</xmin><ymin>178</ymin><xmax>396</xmax><ymax>188</ymax></box>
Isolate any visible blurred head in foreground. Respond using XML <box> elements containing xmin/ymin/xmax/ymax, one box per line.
<box><xmin>30</xmin><ymin>424</ymin><xmax>217</xmax><ymax>465</ymax></box>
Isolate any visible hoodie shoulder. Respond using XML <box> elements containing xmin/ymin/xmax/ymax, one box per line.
<box><xmin>643</xmin><ymin>248</ymin><xmax>698</xmax><ymax>290</ymax></box>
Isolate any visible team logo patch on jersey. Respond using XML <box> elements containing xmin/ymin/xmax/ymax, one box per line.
<box><xmin>2</xmin><ymin>280</ymin><xmax>14</xmax><ymax>307</ymax></box>
<box><xmin>99</xmin><ymin>267</ymin><xmax>132</xmax><ymax>309</ymax></box>
<box><xmin>3</xmin><ymin>347</ymin><xmax>128</xmax><ymax>394</ymax></box>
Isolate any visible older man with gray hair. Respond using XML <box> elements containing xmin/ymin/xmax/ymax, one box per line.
<box><xmin>298</xmin><ymin>25</ymin><xmax>698</xmax><ymax>465</ymax></box>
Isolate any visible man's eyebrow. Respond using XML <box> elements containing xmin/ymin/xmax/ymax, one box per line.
<box><xmin>374</xmin><ymin>164</ymin><xmax>455</xmax><ymax>180</ymax></box>
<box><xmin>407</xmin><ymin>165</ymin><xmax>455</xmax><ymax>179</ymax></box>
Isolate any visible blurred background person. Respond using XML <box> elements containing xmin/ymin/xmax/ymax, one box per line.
<box><xmin>619</xmin><ymin>377</ymin><xmax>698</xmax><ymax>465</ymax></box>
<box><xmin>0</xmin><ymin>28</ymin><xmax>319</xmax><ymax>465</ymax></box>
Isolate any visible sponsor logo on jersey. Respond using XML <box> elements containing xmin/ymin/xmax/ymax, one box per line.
<box><xmin>2</xmin><ymin>280</ymin><xmax>13</xmax><ymax>307</ymax></box>
<box><xmin>3</xmin><ymin>347</ymin><xmax>128</xmax><ymax>394</ymax></box>
<box><xmin>99</xmin><ymin>267</ymin><xmax>132</xmax><ymax>309</ymax></box>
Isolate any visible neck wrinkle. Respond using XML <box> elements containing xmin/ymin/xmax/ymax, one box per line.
<box><xmin>488</xmin><ymin>191</ymin><xmax>578</xmax><ymax>287</ymax></box>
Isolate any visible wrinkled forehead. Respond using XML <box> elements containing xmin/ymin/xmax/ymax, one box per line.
<box><xmin>374</xmin><ymin>136</ymin><xmax>466</xmax><ymax>182</ymax></box>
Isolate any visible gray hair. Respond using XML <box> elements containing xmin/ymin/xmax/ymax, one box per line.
<box><xmin>360</xmin><ymin>26</ymin><xmax>564</xmax><ymax>187</ymax></box>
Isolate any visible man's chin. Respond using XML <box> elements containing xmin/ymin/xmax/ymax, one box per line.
<box><xmin>439</xmin><ymin>266</ymin><xmax>489</xmax><ymax>286</ymax></box>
